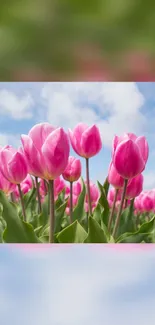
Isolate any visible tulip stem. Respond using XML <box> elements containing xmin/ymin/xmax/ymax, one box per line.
<box><xmin>35</xmin><ymin>177</ymin><xmax>42</xmax><ymax>214</ymax></box>
<box><xmin>86</xmin><ymin>158</ymin><xmax>92</xmax><ymax>216</ymax></box>
<box><xmin>44</xmin><ymin>179</ymin><xmax>48</xmax><ymax>196</ymax></box>
<box><xmin>124</xmin><ymin>199</ymin><xmax>128</xmax><ymax>209</ymax></box>
<box><xmin>70</xmin><ymin>181</ymin><xmax>73</xmax><ymax>224</ymax></box>
<box><xmin>10</xmin><ymin>192</ymin><xmax>15</xmax><ymax>203</ymax></box>
<box><xmin>112</xmin><ymin>179</ymin><xmax>128</xmax><ymax>239</ymax></box>
<box><xmin>49</xmin><ymin>180</ymin><xmax>55</xmax><ymax>243</ymax></box>
<box><xmin>17</xmin><ymin>184</ymin><xmax>27</xmax><ymax>222</ymax></box>
<box><xmin>108</xmin><ymin>188</ymin><xmax>119</xmax><ymax>232</ymax></box>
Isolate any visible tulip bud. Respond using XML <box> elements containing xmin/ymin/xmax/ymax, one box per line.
<box><xmin>62</xmin><ymin>156</ymin><xmax>81</xmax><ymax>182</ymax></box>
<box><xmin>125</xmin><ymin>174</ymin><xmax>143</xmax><ymax>200</ymax></box>
<box><xmin>69</xmin><ymin>123</ymin><xmax>102</xmax><ymax>158</ymax></box>
<box><xmin>113</xmin><ymin>134</ymin><xmax>149</xmax><ymax>179</ymax></box>
<box><xmin>108</xmin><ymin>162</ymin><xmax>124</xmax><ymax>189</ymax></box>
<box><xmin>0</xmin><ymin>147</ymin><xmax>28</xmax><ymax>184</ymax></box>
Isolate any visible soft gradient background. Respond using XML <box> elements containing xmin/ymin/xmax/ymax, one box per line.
<box><xmin>0</xmin><ymin>0</ymin><xmax>155</xmax><ymax>81</ymax></box>
<box><xmin>0</xmin><ymin>244</ymin><xmax>155</xmax><ymax>325</ymax></box>
<box><xmin>0</xmin><ymin>81</ymin><xmax>155</xmax><ymax>189</ymax></box>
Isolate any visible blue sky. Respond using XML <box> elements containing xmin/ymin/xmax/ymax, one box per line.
<box><xmin>0</xmin><ymin>82</ymin><xmax>155</xmax><ymax>189</ymax></box>
<box><xmin>0</xmin><ymin>245</ymin><xmax>155</xmax><ymax>325</ymax></box>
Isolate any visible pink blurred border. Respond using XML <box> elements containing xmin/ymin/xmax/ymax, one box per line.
<box><xmin>1</xmin><ymin>244</ymin><xmax>155</xmax><ymax>253</ymax></box>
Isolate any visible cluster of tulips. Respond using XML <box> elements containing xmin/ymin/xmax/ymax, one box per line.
<box><xmin>0</xmin><ymin>121</ymin><xmax>153</xmax><ymax>243</ymax></box>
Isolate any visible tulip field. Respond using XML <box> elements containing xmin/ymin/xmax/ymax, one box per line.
<box><xmin>0</xmin><ymin>122</ymin><xmax>154</xmax><ymax>243</ymax></box>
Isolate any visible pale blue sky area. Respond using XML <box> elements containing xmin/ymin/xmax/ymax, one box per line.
<box><xmin>0</xmin><ymin>82</ymin><xmax>155</xmax><ymax>189</ymax></box>
<box><xmin>0</xmin><ymin>245</ymin><xmax>155</xmax><ymax>325</ymax></box>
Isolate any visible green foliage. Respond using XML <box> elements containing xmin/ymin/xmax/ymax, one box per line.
<box><xmin>0</xmin><ymin>0</ymin><xmax>155</xmax><ymax>80</ymax></box>
<box><xmin>0</xmin><ymin>176</ymin><xmax>155</xmax><ymax>243</ymax></box>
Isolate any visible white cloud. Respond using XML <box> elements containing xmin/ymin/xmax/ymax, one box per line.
<box><xmin>0</xmin><ymin>247</ymin><xmax>153</xmax><ymax>325</ymax></box>
<box><xmin>41</xmin><ymin>82</ymin><xmax>146</xmax><ymax>148</ymax></box>
<box><xmin>0</xmin><ymin>133</ymin><xmax>20</xmax><ymax>147</ymax></box>
<box><xmin>0</xmin><ymin>89</ymin><xmax>34</xmax><ymax>119</ymax></box>
<box><xmin>143</xmin><ymin>171</ymin><xmax>155</xmax><ymax>190</ymax></box>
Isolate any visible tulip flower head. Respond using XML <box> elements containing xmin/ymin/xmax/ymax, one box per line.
<box><xmin>125</xmin><ymin>174</ymin><xmax>143</xmax><ymax>200</ymax></box>
<box><xmin>112</xmin><ymin>133</ymin><xmax>149</xmax><ymax>179</ymax></box>
<box><xmin>69</xmin><ymin>123</ymin><xmax>102</xmax><ymax>158</ymax></box>
<box><xmin>21</xmin><ymin>123</ymin><xmax>70</xmax><ymax>180</ymax></box>
<box><xmin>0</xmin><ymin>170</ymin><xmax>16</xmax><ymax>195</ymax></box>
<box><xmin>0</xmin><ymin>146</ymin><xmax>28</xmax><ymax>184</ymax></box>
<box><xmin>62</xmin><ymin>156</ymin><xmax>81</xmax><ymax>182</ymax></box>
<box><xmin>108</xmin><ymin>161</ymin><xmax>124</xmax><ymax>189</ymax></box>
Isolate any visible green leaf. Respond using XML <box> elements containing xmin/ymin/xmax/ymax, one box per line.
<box><xmin>38</xmin><ymin>195</ymin><xmax>49</xmax><ymax>228</ymax></box>
<box><xmin>103</xmin><ymin>177</ymin><xmax>110</xmax><ymax>197</ymax></box>
<box><xmin>54</xmin><ymin>201</ymin><xmax>68</xmax><ymax>233</ymax></box>
<box><xmin>116</xmin><ymin>215</ymin><xmax>155</xmax><ymax>243</ymax></box>
<box><xmin>72</xmin><ymin>179</ymin><xmax>86</xmax><ymax>222</ymax></box>
<box><xmin>115</xmin><ymin>199</ymin><xmax>136</xmax><ymax>239</ymax></box>
<box><xmin>97</xmin><ymin>181</ymin><xmax>109</xmax><ymax>227</ymax></box>
<box><xmin>24</xmin><ymin>188</ymin><xmax>37</xmax><ymax>210</ymax></box>
<box><xmin>0</xmin><ymin>217</ymin><xmax>6</xmax><ymax>243</ymax></box>
<box><xmin>57</xmin><ymin>220</ymin><xmax>87</xmax><ymax>243</ymax></box>
<box><xmin>55</xmin><ymin>188</ymin><xmax>66</xmax><ymax>210</ymax></box>
<box><xmin>84</xmin><ymin>216</ymin><xmax>108</xmax><ymax>243</ymax></box>
<box><xmin>93</xmin><ymin>203</ymin><xmax>102</xmax><ymax>224</ymax></box>
<box><xmin>0</xmin><ymin>191</ymin><xmax>41</xmax><ymax>243</ymax></box>
<box><xmin>39</xmin><ymin>235</ymin><xmax>49</xmax><ymax>243</ymax></box>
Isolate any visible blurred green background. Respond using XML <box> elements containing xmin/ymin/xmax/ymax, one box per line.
<box><xmin>0</xmin><ymin>0</ymin><xmax>155</xmax><ymax>81</ymax></box>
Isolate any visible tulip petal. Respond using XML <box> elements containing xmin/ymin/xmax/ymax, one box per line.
<box><xmin>8</xmin><ymin>152</ymin><xmax>28</xmax><ymax>184</ymax></box>
<box><xmin>21</xmin><ymin>134</ymin><xmax>44</xmax><ymax>178</ymax></box>
<box><xmin>113</xmin><ymin>139</ymin><xmax>145</xmax><ymax>179</ymax></box>
<box><xmin>42</xmin><ymin>128</ymin><xmax>70</xmax><ymax>179</ymax></box>
<box><xmin>135</xmin><ymin>136</ymin><xmax>149</xmax><ymax>164</ymax></box>
<box><xmin>28</xmin><ymin>123</ymin><xmax>55</xmax><ymax>152</ymax></box>
<box><xmin>81</xmin><ymin>125</ymin><xmax>102</xmax><ymax>158</ymax></box>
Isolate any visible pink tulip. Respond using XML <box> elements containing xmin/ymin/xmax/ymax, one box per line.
<box><xmin>107</xmin><ymin>188</ymin><xmax>121</xmax><ymax>204</ymax></box>
<box><xmin>13</xmin><ymin>174</ymin><xmax>33</xmax><ymax>200</ymax></box>
<box><xmin>39</xmin><ymin>176</ymin><xmax>65</xmax><ymax>199</ymax></box>
<box><xmin>54</xmin><ymin>176</ymin><xmax>66</xmax><ymax>200</ymax></box>
<box><xmin>0</xmin><ymin>146</ymin><xmax>28</xmax><ymax>184</ymax></box>
<box><xmin>0</xmin><ymin>170</ymin><xmax>16</xmax><ymax>195</ymax></box>
<box><xmin>65</xmin><ymin>184</ymin><xmax>70</xmax><ymax>195</ymax></box>
<box><xmin>22</xmin><ymin>124</ymin><xmax>70</xmax><ymax>180</ymax></box>
<box><xmin>66</xmin><ymin>180</ymin><xmax>82</xmax><ymax>196</ymax></box>
<box><xmin>67</xmin><ymin>194</ymin><xmax>78</xmax><ymax>208</ymax></box>
<box><xmin>23</xmin><ymin>174</ymin><xmax>33</xmax><ymax>187</ymax></box>
<box><xmin>69</xmin><ymin>123</ymin><xmax>102</xmax><ymax>158</ymax></box>
<box><xmin>141</xmin><ymin>190</ymin><xmax>155</xmax><ymax>212</ymax></box>
<box><xmin>84</xmin><ymin>202</ymin><xmax>97</xmax><ymax>213</ymax></box>
<box><xmin>85</xmin><ymin>181</ymin><xmax>99</xmax><ymax>204</ymax></box>
<box><xmin>125</xmin><ymin>174</ymin><xmax>143</xmax><ymax>200</ymax></box>
<box><xmin>21</xmin><ymin>123</ymin><xmax>56</xmax><ymax>178</ymax></box>
<box><xmin>113</xmin><ymin>133</ymin><xmax>149</xmax><ymax>179</ymax></box>
<box><xmin>73</xmin><ymin>180</ymin><xmax>82</xmax><ymax>196</ymax></box>
<box><xmin>62</xmin><ymin>156</ymin><xmax>81</xmax><ymax>182</ymax></box>
<box><xmin>108</xmin><ymin>161</ymin><xmax>124</xmax><ymax>189</ymax></box>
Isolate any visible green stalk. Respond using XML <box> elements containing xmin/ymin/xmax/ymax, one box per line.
<box><xmin>112</xmin><ymin>179</ymin><xmax>128</xmax><ymax>239</ymax></box>
<box><xmin>35</xmin><ymin>176</ymin><xmax>42</xmax><ymax>214</ymax></box>
<box><xmin>69</xmin><ymin>181</ymin><xmax>73</xmax><ymax>224</ymax></box>
<box><xmin>86</xmin><ymin>158</ymin><xmax>92</xmax><ymax>216</ymax></box>
<box><xmin>108</xmin><ymin>188</ymin><xmax>119</xmax><ymax>232</ymax></box>
<box><xmin>49</xmin><ymin>180</ymin><xmax>55</xmax><ymax>243</ymax></box>
<box><xmin>17</xmin><ymin>184</ymin><xmax>27</xmax><ymax>222</ymax></box>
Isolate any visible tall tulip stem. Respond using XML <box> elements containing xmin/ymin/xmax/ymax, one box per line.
<box><xmin>86</xmin><ymin>158</ymin><xmax>92</xmax><ymax>215</ymax></box>
<box><xmin>10</xmin><ymin>192</ymin><xmax>15</xmax><ymax>203</ymax></box>
<box><xmin>70</xmin><ymin>181</ymin><xmax>73</xmax><ymax>224</ymax></box>
<box><xmin>112</xmin><ymin>179</ymin><xmax>128</xmax><ymax>239</ymax></box>
<box><xmin>49</xmin><ymin>180</ymin><xmax>55</xmax><ymax>243</ymax></box>
<box><xmin>108</xmin><ymin>188</ymin><xmax>119</xmax><ymax>232</ymax></box>
<box><xmin>18</xmin><ymin>184</ymin><xmax>27</xmax><ymax>222</ymax></box>
<box><xmin>35</xmin><ymin>177</ymin><xmax>42</xmax><ymax>214</ymax></box>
